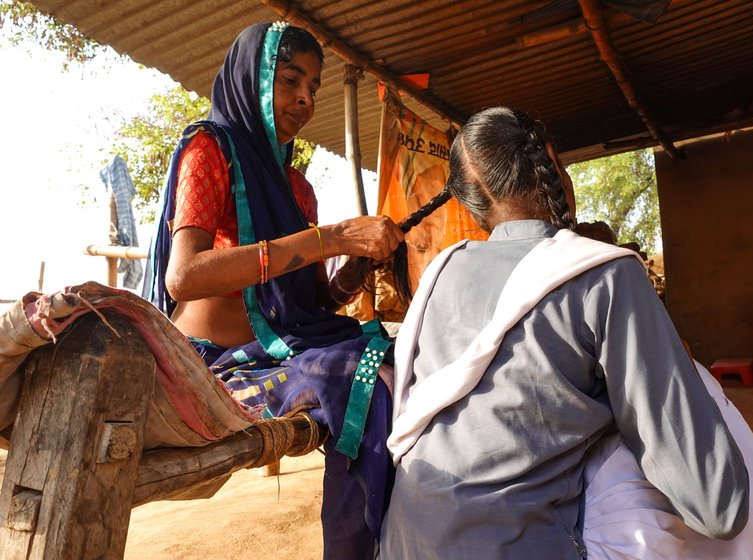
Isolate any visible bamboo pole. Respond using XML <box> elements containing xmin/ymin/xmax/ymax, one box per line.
<box><xmin>37</xmin><ymin>261</ymin><xmax>45</xmax><ymax>292</ymax></box>
<box><xmin>258</xmin><ymin>0</ymin><xmax>464</xmax><ymax>128</ymax></box>
<box><xmin>84</xmin><ymin>245</ymin><xmax>148</xmax><ymax>260</ymax></box>
<box><xmin>577</xmin><ymin>0</ymin><xmax>682</xmax><ymax>160</ymax></box>
<box><xmin>344</xmin><ymin>64</ymin><xmax>368</xmax><ymax>216</ymax></box>
<box><xmin>107</xmin><ymin>194</ymin><xmax>119</xmax><ymax>287</ymax></box>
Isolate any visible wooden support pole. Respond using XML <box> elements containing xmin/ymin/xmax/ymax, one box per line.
<box><xmin>344</xmin><ymin>64</ymin><xmax>369</xmax><ymax>216</ymax></box>
<box><xmin>578</xmin><ymin>0</ymin><xmax>682</xmax><ymax>160</ymax></box>
<box><xmin>258</xmin><ymin>0</ymin><xmax>464</xmax><ymax>128</ymax></box>
<box><xmin>0</xmin><ymin>313</ymin><xmax>156</xmax><ymax>560</ymax></box>
<box><xmin>107</xmin><ymin>194</ymin><xmax>119</xmax><ymax>287</ymax></box>
<box><xmin>37</xmin><ymin>261</ymin><xmax>45</xmax><ymax>292</ymax></box>
<box><xmin>84</xmin><ymin>245</ymin><xmax>148</xmax><ymax>260</ymax></box>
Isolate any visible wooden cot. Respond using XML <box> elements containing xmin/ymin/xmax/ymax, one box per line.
<box><xmin>0</xmin><ymin>284</ymin><xmax>328</xmax><ymax>559</ymax></box>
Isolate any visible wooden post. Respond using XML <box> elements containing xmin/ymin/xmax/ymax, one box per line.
<box><xmin>37</xmin><ymin>261</ymin><xmax>45</xmax><ymax>292</ymax></box>
<box><xmin>107</xmin><ymin>194</ymin><xmax>119</xmax><ymax>287</ymax></box>
<box><xmin>0</xmin><ymin>313</ymin><xmax>156</xmax><ymax>560</ymax></box>
<box><xmin>344</xmin><ymin>64</ymin><xmax>369</xmax><ymax>216</ymax></box>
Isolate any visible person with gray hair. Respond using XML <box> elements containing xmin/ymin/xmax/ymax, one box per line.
<box><xmin>378</xmin><ymin>107</ymin><xmax>749</xmax><ymax>559</ymax></box>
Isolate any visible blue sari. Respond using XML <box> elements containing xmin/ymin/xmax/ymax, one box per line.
<box><xmin>143</xmin><ymin>23</ymin><xmax>393</xmax><ymax>559</ymax></box>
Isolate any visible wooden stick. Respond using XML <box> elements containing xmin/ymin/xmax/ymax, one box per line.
<box><xmin>84</xmin><ymin>245</ymin><xmax>148</xmax><ymax>260</ymax></box>
<box><xmin>108</xmin><ymin>194</ymin><xmax>119</xmax><ymax>287</ymax></box>
<box><xmin>258</xmin><ymin>0</ymin><xmax>464</xmax><ymax>128</ymax></box>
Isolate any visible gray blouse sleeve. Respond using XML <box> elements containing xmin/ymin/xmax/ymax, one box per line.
<box><xmin>586</xmin><ymin>256</ymin><xmax>749</xmax><ymax>539</ymax></box>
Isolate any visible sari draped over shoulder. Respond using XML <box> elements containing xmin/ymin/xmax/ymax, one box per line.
<box><xmin>143</xmin><ymin>23</ymin><xmax>394</xmax><ymax>557</ymax></box>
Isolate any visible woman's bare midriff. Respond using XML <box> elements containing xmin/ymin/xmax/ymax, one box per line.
<box><xmin>170</xmin><ymin>296</ymin><xmax>255</xmax><ymax>349</ymax></box>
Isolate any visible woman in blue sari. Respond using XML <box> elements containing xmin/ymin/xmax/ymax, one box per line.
<box><xmin>145</xmin><ymin>22</ymin><xmax>403</xmax><ymax>559</ymax></box>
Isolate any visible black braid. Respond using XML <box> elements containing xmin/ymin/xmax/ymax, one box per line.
<box><xmin>352</xmin><ymin>187</ymin><xmax>453</xmax><ymax>305</ymax></box>
<box><xmin>398</xmin><ymin>187</ymin><xmax>453</xmax><ymax>234</ymax></box>
<box><xmin>392</xmin><ymin>187</ymin><xmax>453</xmax><ymax>302</ymax></box>
<box><xmin>517</xmin><ymin>113</ymin><xmax>575</xmax><ymax>230</ymax></box>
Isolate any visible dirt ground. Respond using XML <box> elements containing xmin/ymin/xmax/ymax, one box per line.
<box><xmin>123</xmin><ymin>452</ymin><xmax>326</xmax><ymax>560</ymax></box>
<box><xmin>0</xmin><ymin>449</ymin><xmax>325</xmax><ymax>559</ymax></box>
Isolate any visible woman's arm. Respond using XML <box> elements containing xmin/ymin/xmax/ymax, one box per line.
<box><xmin>166</xmin><ymin>216</ymin><xmax>403</xmax><ymax>301</ymax></box>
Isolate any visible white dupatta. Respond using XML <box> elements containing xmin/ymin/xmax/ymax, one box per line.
<box><xmin>387</xmin><ymin>228</ymin><xmax>640</xmax><ymax>464</ymax></box>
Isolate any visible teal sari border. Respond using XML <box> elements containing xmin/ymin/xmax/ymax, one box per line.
<box><xmin>219</xmin><ymin>126</ymin><xmax>294</xmax><ymax>361</ymax></box>
<box><xmin>335</xmin><ymin>320</ymin><xmax>393</xmax><ymax>459</ymax></box>
<box><xmin>260</xmin><ymin>25</ymin><xmax>285</xmax><ymax>172</ymax></box>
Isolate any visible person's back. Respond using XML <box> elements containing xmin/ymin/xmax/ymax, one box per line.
<box><xmin>380</xmin><ymin>107</ymin><xmax>748</xmax><ymax>559</ymax></box>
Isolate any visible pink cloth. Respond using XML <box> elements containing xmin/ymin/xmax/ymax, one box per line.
<box><xmin>0</xmin><ymin>282</ymin><xmax>263</xmax><ymax>449</ymax></box>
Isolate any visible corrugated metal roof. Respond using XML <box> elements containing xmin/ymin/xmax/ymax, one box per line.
<box><xmin>28</xmin><ymin>0</ymin><xmax>753</xmax><ymax>167</ymax></box>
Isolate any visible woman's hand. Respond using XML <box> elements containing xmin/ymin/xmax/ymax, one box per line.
<box><xmin>321</xmin><ymin>215</ymin><xmax>404</xmax><ymax>262</ymax></box>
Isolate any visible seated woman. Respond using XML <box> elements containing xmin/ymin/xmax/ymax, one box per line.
<box><xmin>378</xmin><ymin>107</ymin><xmax>749</xmax><ymax>559</ymax></box>
<box><xmin>144</xmin><ymin>22</ymin><xmax>403</xmax><ymax>560</ymax></box>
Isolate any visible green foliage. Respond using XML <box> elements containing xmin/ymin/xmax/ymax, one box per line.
<box><xmin>568</xmin><ymin>149</ymin><xmax>661</xmax><ymax>254</ymax></box>
<box><xmin>0</xmin><ymin>0</ymin><xmax>106</xmax><ymax>68</ymax></box>
<box><xmin>111</xmin><ymin>87</ymin><xmax>210</xmax><ymax>222</ymax></box>
<box><xmin>291</xmin><ymin>137</ymin><xmax>316</xmax><ymax>173</ymax></box>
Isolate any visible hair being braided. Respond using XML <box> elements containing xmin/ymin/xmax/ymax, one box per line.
<box><xmin>354</xmin><ymin>106</ymin><xmax>575</xmax><ymax>307</ymax></box>
<box><xmin>447</xmin><ymin>107</ymin><xmax>574</xmax><ymax>231</ymax></box>
<box><xmin>353</xmin><ymin>187</ymin><xmax>453</xmax><ymax>305</ymax></box>
<box><xmin>516</xmin><ymin>111</ymin><xmax>575</xmax><ymax>231</ymax></box>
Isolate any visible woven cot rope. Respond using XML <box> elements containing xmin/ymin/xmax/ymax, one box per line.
<box><xmin>249</xmin><ymin>418</ymin><xmax>295</xmax><ymax>468</ymax></box>
<box><xmin>245</xmin><ymin>413</ymin><xmax>323</xmax><ymax>468</ymax></box>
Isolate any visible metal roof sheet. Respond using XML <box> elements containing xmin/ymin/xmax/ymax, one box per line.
<box><xmin>27</xmin><ymin>0</ymin><xmax>753</xmax><ymax>167</ymax></box>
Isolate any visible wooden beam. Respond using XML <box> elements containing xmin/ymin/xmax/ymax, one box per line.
<box><xmin>344</xmin><ymin>64</ymin><xmax>368</xmax><ymax>216</ymax></box>
<box><xmin>107</xmin><ymin>194</ymin><xmax>119</xmax><ymax>287</ymax></box>
<box><xmin>577</xmin><ymin>0</ymin><xmax>683</xmax><ymax>160</ymax></box>
<box><xmin>258</xmin><ymin>0</ymin><xmax>464</xmax><ymax>128</ymax></box>
<box><xmin>84</xmin><ymin>245</ymin><xmax>148</xmax><ymax>260</ymax></box>
<box><xmin>518</xmin><ymin>18</ymin><xmax>588</xmax><ymax>48</ymax></box>
<box><xmin>560</xmin><ymin>113</ymin><xmax>753</xmax><ymax>164</ymax></box>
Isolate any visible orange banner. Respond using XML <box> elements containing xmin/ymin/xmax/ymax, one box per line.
<box><xmin>377</xmin><ymin>92</ymin><xmax>488</xmax><ymax>293</ymax></box>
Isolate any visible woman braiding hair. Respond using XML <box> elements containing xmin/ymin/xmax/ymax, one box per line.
<box><xmin>361</xmin><ymin>106</ymin><xmax>576</xmax><ymax>304</ymax></box>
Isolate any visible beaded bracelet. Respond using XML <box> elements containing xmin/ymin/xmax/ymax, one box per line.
<box><xmin>309</xmin><ymin>222</ymin><xmax>325</xmax><ymax>262</ymax></box>
<box><xmin>258</xmin><ymin>240</ymin><xmax>269</xmax><ymax>284</ymax></box>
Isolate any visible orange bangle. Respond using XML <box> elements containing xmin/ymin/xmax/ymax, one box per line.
<box><xmin>309</xmin><ymin>222</ymin><xmax>325</xmax><ymax>262</ymax></box>
<box><xmin>258</xmin><ymin>240</ymin><xmax>269</xmax><ymax>284</ymax></box>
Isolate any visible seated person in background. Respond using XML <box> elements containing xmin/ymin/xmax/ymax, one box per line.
<box><xmin>144</xmin><ymin>22</ymin><xmax>403</xmax><ymax>560</ymax></box>
<box><xmin>377</xmin><ymin>106</ymin><xmax>749</xmax><ymax>559</ymax></box>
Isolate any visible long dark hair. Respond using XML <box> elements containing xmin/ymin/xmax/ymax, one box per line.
<box><xmin>447</xmin><ymin>107</ymin><xmax>574</xmax><ymax>231</ymax></box>
<box><xmin>368</xmin><ymin>107</ymin><xmax>575</xmax><ymax>304</ymax></box>
<box><xmin>278</xmin><ymin>25</ymin><xmax>324</xmax><ymax>63</ymax></box>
